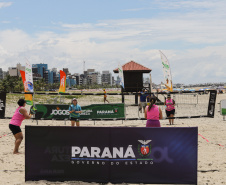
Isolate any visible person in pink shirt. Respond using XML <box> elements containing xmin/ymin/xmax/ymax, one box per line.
<box><xmin>164</xmin><ymin>94</ymin><xmax>176</xmax><ymax>125</ymax></box>
<box><xmin>144</xmin><ymin>96</ymin><xmax>163</xmax><ymax>127</ymax></box>
<box><xmin>9</xmin><ymin>99</ymin><xmax>33</xmax><ymax>154</ymax></box>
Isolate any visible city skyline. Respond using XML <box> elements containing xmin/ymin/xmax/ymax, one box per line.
<box><xmin>2</xmin><ymin>62</ymin><xmax>226</xmax><ymax>87</ymax></box>
<box><xmin>1</xmin><ymin>0</ymin><xmax>226</xmax><ymax>85</ymax></box>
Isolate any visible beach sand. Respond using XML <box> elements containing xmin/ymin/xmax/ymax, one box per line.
<box><xmin>0</xmin><ymin>92</ymin><xmax>225</xmax><ymax>185</ymax></box>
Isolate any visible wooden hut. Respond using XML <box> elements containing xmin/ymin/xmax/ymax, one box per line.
<box><xmin>113</xmin><ymin>61</ymin><xmax>152</xmax><ymax>92</ymax></box>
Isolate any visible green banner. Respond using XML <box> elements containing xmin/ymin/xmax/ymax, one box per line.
<box><xmin>34</xmin><ymin>103</ymin><xmax>125</xmax><ymax>120</ymax></box>
<box><xmin>222</xmin><ymin>108</ymin><xmax>226</xmax><ymax>115</ymax></box>
<box><xmin>80</xmin><ymin>103</ymin><xmax>125</xmax><ymax>119</ymax></box>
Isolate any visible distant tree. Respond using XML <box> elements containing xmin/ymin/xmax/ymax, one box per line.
<box><xmin>0</xmin><ymin>75</ymin><xmax>21</xmax><ymax>92</ymax></box>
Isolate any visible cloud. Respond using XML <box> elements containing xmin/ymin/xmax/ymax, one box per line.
<box><xmin>1</xmin><ymin>21</ymin><xmax>10</xmax><ymax>24</ymax></box>
<box><xmin>0</xmin><ymin>2</ymin><xmax>12</xmax><ymax>8</ymax></box>
<box><xmin>0</xmin><ymin>0</ymin><xmax>226</xmax><ymax>84</ymax></box>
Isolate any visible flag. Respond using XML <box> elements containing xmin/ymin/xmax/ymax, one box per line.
<box><xmin>159</xmin><ymin>50</ymin><xmax>173</xmax><ymax>92</ymax></box>
<box><xmin>118</xmin><ymin>63</ymin><xmax>124</xmax><ymax>88</ymax></box>
<box><xmin>25</xmin><ymin>59</ymin><xmax>34</xmax><ymax>92</ymax></box>
<box><xmin>20</xmin><ymin>70</ymin><xmax>33</xmax><ymax>105</ymax></box>
<box><xmin>59</xmin><ymin>70</ymin><xmax>66</xmax><ymax>93</ymax></box>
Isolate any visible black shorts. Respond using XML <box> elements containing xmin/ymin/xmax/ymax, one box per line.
<box><xmin>70</xmin><ymin>117</ymin><xmax>80</xmax><ymax>121</ymax></box>
<box><xmin>9</xmin><ymin>124</ymin><xmax>22</xmax><ymax>135</ymax></box>
<box><xmin>165</xmin><ymin>109</ymin><xmax>175</xmax><ymax>117</ymax></box>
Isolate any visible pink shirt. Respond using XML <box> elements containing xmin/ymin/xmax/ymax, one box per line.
<box><xmin>9</xmin><ymin>106</ymin><xmax>25</xmax><ymax>126</ymax></box>
<box><xmin>146</xmin><ymin>104</ymin><xmax>160</xmax><ymax>120</ymax></box>
<box><xmin>166</xmin><ymin>99</ymin><xmax>175</xmax><ymax>111</ymax></box>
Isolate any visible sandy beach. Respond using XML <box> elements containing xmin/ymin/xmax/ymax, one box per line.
<box><xmin>0</xmin><ymin>92</ymin><xmax>225</xmax><ymax>185</ymax></box>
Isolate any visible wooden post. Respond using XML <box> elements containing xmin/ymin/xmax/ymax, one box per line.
<box><xmin>135</xmin><ymin>83</ymin><xmax>138</xmax><ymax>105</ymax></box>
<box><xmin>135</xmin><ymin>93</ymin><xmax>138</xmax><ymax>105</ymax></box>
<box><xmin>121</xmin><ymin>86</ymin><xmax>124</xmax><ymax>103</ymax></box>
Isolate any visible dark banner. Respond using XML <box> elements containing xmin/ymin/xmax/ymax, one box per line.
<box><xmin>0</xmin><ymin>92</ymin><xmax>6</xmax><ymax>118</ymax></box>
<box><xmin>34</xmin><ymin>103</ymin><xmax>125</xmax><ymax>120</ymax></box>
<box><xmin>207</xmin><ymin>90</ymin><xmax>217</xmax><ymax>117</ymax></box>
<box><xmin>25</xmin><ymin>126</ymin><xmax>197</xmax><ymax>184</ymax></box>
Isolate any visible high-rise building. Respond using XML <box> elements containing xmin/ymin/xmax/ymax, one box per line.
<box><xmin>49</xmin><ymin>69</ymin><xmax>59</xmax><ymax>84</ymax></box>
<box><xmin>63</xmin><ymin>68</ymin><xmax>70</xmax><ymax>76</ymax></box>
<box><xmin>66</xmin><ymin>77</ymin><xmax>76</xmax><ymax>87</ymax></box>
<box><xmin>71</xmin><ymin>73</ymin><xmax>80</xmax><ymax>86</ymax></box>
<box><xmin>88</xmin><ymin>72</ymin><xmax>101</xmax><ymax>85</ymax></box>
<box><xmin>102</xmin><ymin>71</ymin><xmax>112</xmax><ymax>86</ymax></box>
<box><xmin>8</xmin><ymin>63</ymin><xmax>25</xmax><ymax>77</ymax></box>
<box><xmin>32</xmin><ymin>64</ymin><xmax>48</xmax><ymax>77</ymax></box>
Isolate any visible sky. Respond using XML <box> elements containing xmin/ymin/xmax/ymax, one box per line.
<box><xmin>0</xmin><ymin>0</ymin><xmax>226</xmax><ymax>85</ymax></box>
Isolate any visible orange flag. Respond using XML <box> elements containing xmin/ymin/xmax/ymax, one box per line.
<box><xmin>59</xmin><ymin>70</ymin><xmax>66</xmax><ymax>93</ymax></box>
<box><xmin>20</xmin><ymin>70</ymin><xmax>33</xmax><ymax>105</ymax></box>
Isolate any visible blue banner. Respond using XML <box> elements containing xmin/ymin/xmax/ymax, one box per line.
<box><xmin>25</xmin><ymin>126</ymin><xmax>197</xmax><ymax>184</ymax></box>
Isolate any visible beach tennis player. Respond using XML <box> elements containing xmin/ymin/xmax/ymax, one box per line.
<box><xmin>9</xmin><ymin>99</ymin><xmax>33</xmax><ymax>154</ymax></box>
<box><xmin>103</xmin><ymin>89</ymin><xmax>109</xmax><ymax>103</ymax></box>
<box><xmin>69</xmin><ymin>98</ymin><xmax>82</xmax><ymax>126</ymax></box>
<box><xmin>145</xmin><ymin>96</ymin><xmax>163</xmax><ymax>127</ymax></box>
<box><xmin>164</xmin><ymin>94</ymin><xmax>175</xmax><ymax>125</ymax></box>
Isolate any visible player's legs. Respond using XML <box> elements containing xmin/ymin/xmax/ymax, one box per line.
<box><xmin>71</xmin><ymin>120</ymin><xmax>75</xmax><ymax>126</ymax></box>
<box><xmin>13</xmin><ymin>132</ymin><xmax>23</xmax><ymax>154</ymax></box>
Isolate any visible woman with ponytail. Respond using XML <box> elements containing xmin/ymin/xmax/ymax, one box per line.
<box><xmin>144</xmin><ymin>96</ymin><xmax>163</xmax><ymax>127</ymax></box>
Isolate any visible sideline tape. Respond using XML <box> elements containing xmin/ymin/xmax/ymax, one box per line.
<box><xmin>0</xmin><ymin>132</ymin><xmax>12</xmax><ymax>138</ymax></box>
<box><xmin>198</xmin><ymin>133</ymin><xmax>224</xmax><ymax>147</ymax></box>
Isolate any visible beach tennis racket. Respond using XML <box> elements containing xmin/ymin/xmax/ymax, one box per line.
<box><xmin>30</xmin><ymin>105</ymin><xmax>37</xmax><ymax>114</ymax></box>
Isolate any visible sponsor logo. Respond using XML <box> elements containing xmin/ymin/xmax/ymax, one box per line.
<box><xmin>61</xmin><ymin>76</ymin><xmax>66</xmax><ymax>86</ymax></box>
<box><xmin>97</xmin><ymin>110</ymin><xmax>114</xmax><ymax>114</ymax></box>
<box><xmin>26</xmin><ymin>68</ymin><xmax>32</xmax><ymax>73</ymax></box>
<box><xmin>50</xmin><ymin>107</ymin><xmax>70</xmax><ymax>116</ymax></box>
<box><xmin>27</xmin><ymin>81</ymin><xmax>33</xmax><ymax>92</ymax></box>
<box><xmin>72</xmin><ymin>145</ymin><xmax>135</xmax><ymax>159</ymax></box>
<box><xmin>80</xmin><ymin>109</ymin><xmax>93</xmax><ymax>116</ymax></box>
<box><xmin>138</xmin><ymin>140</ymin><xmax>151</xmax><ymax>157</ymax></box>
<box><xmin>70</xmin><ymin>139</ymin><xmax>173</xmax><ymax>166</ymax></box>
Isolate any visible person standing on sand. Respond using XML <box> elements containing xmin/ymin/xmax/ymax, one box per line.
<box><xmin>69</xmin><ymin>98</ymin><xmax>82</xmax><ymax>126</ymax></box>
<box><xmin>103</xmin><ymin>89</ymin><xmax>109</xmax><ymax>103</ymax></box>
<box><xmin>164</xmin><ymin>94</ymin><xmax>175</xmax><ymax>125</ymax></box>
<box><xmin>145</xmin><ymin>96</ymin><xmax>163</xmax><ymax>127</ymax></box>
<box><xmin>9</xmin><ymin>99</ymin><xmax>33</xmax><ymax>154</ymax></box>
<box><xmin>139</xmin><ymin>88</ymin><xmax>147</xmax><ymax>113</ymax></box>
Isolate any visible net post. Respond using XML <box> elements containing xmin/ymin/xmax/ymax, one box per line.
<box><xmin>121</xmin><ymin>86</ymin><xmax>124</xmax><ymax>103</ymax></box>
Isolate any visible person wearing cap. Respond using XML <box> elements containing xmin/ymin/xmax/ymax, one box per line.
<box><xmin>69</xmin><ymin>98</ymin><xmax>82</xmax><ymax>126</ymax></box>
<box><xmin>138</xmin><ymin>88</ymin><xmax>147</xmax><ymax>113</ymax></box>
<box><xmin>145</xmin><ymin>96</ymin><xmax>162</xmax><ymax>127</ymax></box>
<box><xmin>103</xmin><ymin>89</ymin><xmax>109</xmax><ymax>103</ymax></box>
<box><xmin>164</xmin><ymin>94</ymin><xmax>175</xmax><ymax>125</ymax></box>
